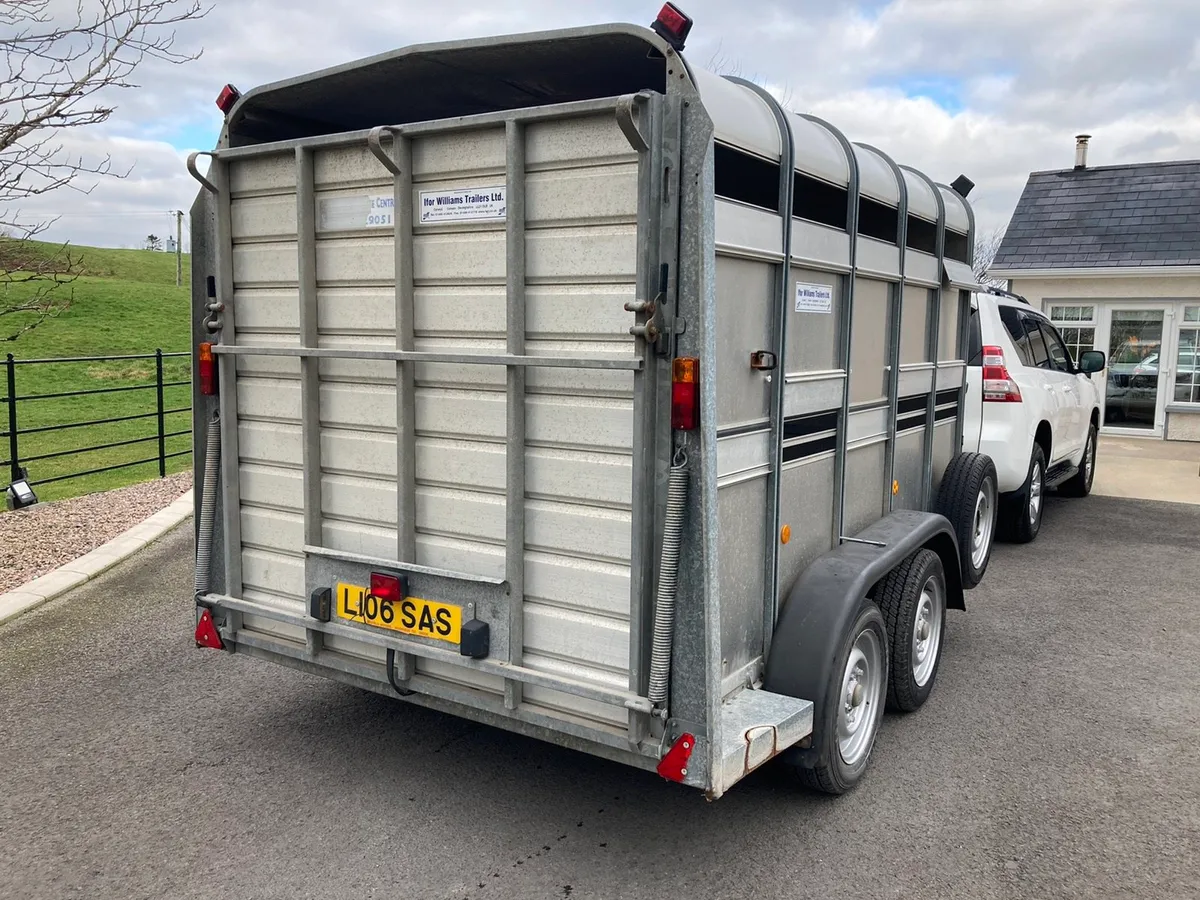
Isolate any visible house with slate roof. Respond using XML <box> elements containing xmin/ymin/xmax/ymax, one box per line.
<box><xmin>991</xmin><ymin>136</ymin><xmax>1200</xmax><ymax>442</ymax></box>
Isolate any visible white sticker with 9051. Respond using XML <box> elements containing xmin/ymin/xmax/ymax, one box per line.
<box><xmin>317</xmin><ymin>194</ymin><xmax>395</xmax><ymax>230</ymax></box>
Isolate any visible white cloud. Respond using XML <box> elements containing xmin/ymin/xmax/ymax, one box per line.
<box><xmin>7</xmin><ymin>0</ymin><xmax>1200</xmax><ymax>249</ymax></box>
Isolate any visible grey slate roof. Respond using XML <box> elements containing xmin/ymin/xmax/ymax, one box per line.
<box><xmin>991</xmin><ymin>159</ymin><xmax>1200</xmax><ymax>271</ymax></box>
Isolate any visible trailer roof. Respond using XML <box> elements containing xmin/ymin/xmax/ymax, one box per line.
<box><xmin>225</xmin><ymin>25</ymin><xmax>681</xmax><ymax>147</ymax></box>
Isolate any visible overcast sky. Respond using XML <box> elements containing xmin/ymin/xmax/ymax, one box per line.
<box><xmin>12</xmin><ymin>0</ymin><xmax>1200</xmax><ymax>251</ymax></box>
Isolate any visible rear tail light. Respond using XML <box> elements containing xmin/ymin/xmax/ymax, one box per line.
<box><xmin>198</xmin><ymin>342</ymin><xmax>217</xmax><ymax>395</ymax></box>
<box><xmin>652</xmin><ymin>3</ymin><xmax>693</xmax><ymax>50</ymax></box>
<box><xmin>981</xmin><ymin>345</ymin><xmax>1022</xmax><ymax>402</ymax></box>
<box><xmin>370</xmin><ymin>572</ymin><xmax>405</xmax><ymax>604</ymax></box>
<box><xmin>216</xmin><ymin>84</ymin><xmax>241</xmax><ymax>114</ymax></box>
<box><xmin>671</xmin><ymin>357</ymin><xmax>699</xmax><ymax>430</ymax></box>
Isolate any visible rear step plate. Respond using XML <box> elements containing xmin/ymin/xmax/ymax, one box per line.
<box><xmin>719</xmin><ymin>689</ymin><xmax>813</xmax><ymax>789</ymax></box>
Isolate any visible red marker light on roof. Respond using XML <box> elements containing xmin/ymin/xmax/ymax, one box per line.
<box><xmin>216</xmin><ymin>84</ymin><xmax>241</xmax><ymax>115</ymax></box>
<box><xmin>652</xmin><ymin>3</ymin><xmax>693</xmax><ymax>51</ymax></box>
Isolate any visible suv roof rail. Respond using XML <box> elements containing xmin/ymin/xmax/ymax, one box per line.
<box><xmin>982</xmin><ymin>284</ymin><xmax>1030</xmax><ymax>305</ymax></box>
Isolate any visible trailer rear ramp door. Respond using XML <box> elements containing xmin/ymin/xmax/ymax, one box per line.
<box><xmin>215</xmin><ymin>104</ymin><xmax>658</xmax><ymax>739</ymax></box>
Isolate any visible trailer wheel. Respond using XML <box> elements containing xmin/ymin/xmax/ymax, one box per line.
<box><xmin>793</xmin><ymin>602</ymin><xmax>888</xmax><ymax>795</ymax></box>
<box><xmin>935</xmin><ymin>452</ymin><xmax>997</xmax><ymax>589</ymax></box>
<box><xmin>875</xmin><ymin>549</ymin><xmax>946</xmax><ymax>713</ymax></box>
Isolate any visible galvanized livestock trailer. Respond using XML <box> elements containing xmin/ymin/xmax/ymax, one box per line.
<box><xmin>188</xmin><ymin>5</ymin><xmax>999</xmax><ymax>798</ymax></box>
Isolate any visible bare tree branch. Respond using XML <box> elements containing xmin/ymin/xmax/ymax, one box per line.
<box><xmin>973</xmin><ymin>225</ymin><xmax>1008</xmax><ymax>287</ymax></box>
<box><xmin>1</xmin><ymin>0</ymin><xmax>209</xmax><ymax>339</ymax></box>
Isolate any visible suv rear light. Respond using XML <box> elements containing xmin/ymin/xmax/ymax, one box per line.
<box><xmin>671</xmin><ymin>357</ymin><xmax>699</xmax><ymax>430</ymax></box>
<box><xmin>981</xmin><ymin>345</ymin><xmax>1022</xmax><ymax>402</ymax></box>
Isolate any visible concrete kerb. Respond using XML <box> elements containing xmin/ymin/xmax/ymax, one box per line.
<box><xmin>0</xmin><ymin>493</ymin><xmax>194</xmax><ymax>627</ymax></box>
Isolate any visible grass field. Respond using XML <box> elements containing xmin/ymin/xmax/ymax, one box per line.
<box><xmin>3</xmin><ymin>240</ymin><xmax>193</xmax><ymax>504</ymax></box>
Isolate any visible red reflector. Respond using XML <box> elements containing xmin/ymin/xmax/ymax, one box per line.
<box><xmin>652</xmin><ymin>3</ymin><xmax>693</xmax><ymax>49</ymax></box>
<box><xmin>198</xmin><ymin>342</ymin><xmax>217</xmax><ymax>396</ymax></box>
<box><xmin>370</xmin><ymin>572</ymin><xmax>404</xmax><ymax>604</ymax></box>
<box><xmin>195</xmin><ymin>608</ymin><xmax>224</xmax><ymax>649</ymax></box>
<box><xmin>216</xmin><ymin>84</ymin><xmax>240</xmax><ymax>114</ymax></box>
<box><xmin>656</xmin><ymin>732</ymin><xmax>695</xmax><ymax>783</ymax></box>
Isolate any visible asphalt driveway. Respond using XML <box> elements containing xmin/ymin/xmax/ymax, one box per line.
<box><xmin>2</xmin><ymin>494</ymin><xmax>1197</xmax><ymax>899</ymax></box>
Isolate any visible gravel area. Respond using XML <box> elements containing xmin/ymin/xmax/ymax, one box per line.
<box><xmin>0</xmin><ymin>472</ymin><xmax>191</xmax><ymax>593</ymax></box>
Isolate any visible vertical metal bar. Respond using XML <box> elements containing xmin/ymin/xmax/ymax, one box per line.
<box><xmin>155</xmin><ymin>349</ymin><xmax>166</xmax><ymax>478</ymax></box>
<box><xmin>504</xmin><ymin>119</ymin><xmax>527</xmax><ymax>711</ymax></box>
<box><xmin>214</xmin><ymin>155</ymin><xmax>244</xmax><ymax>602</ymax></box>
<box><xmin>728</xmin><ymin>77</ymin><xmax>794</xmax><ymax>662</ymax></box>
<box><xmin>953</xmin><ymin>185</ymin><xmax>977</xmax><ymax>453</ymax></box>
<box><xmin>802</xmin><ymin>115</ymin><xmax>859</xmax><ymax>541</ymax></box>
<box><xmin>858</xmin><ymin>145</ymin><xmax>908</xmax><ymax>513</ymax></box>
<box><xmin>5</xmin><ymin>354</ymin><xmax>19</xmax><ymax>483</ymax></box>
<box><xmin>391</xmin><ymin>135</ymin><xmax>417</xmax><ymax>564</ymax></box>
<box><xmin>295</xmin><ymin>146</ymin><xmax>328</xmax><ymax>657</ymax></box>
<box><xmin>627</xmin><ymin>94</ymin><xmax>672</xmax><ymax>743</ymax></box>
<box><xmin>902</xmin><ymin>167</ymin><xmax>947</xmax><ymax>503</ymax></box>
<box><xmin>296</xmin><ymin>147</ymin><xmax>323</xmax><ymax>549</ymax></box>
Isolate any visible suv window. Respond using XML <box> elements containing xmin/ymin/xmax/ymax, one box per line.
<box><xmin>1020</xmin><ymin>312</ymin><xmax>1051</xmax><ymax>368</ymax></box>
<box><xmin>998</xmin><ymin>305</ymin><xmax>1034</xmax><ymax>366</ymax></box>
<box><xmin>1039</xmin><ymin>321</ymin><xmax>1074</xmax><ymax>372</ymax></box>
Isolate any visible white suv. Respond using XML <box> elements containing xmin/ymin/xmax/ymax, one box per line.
<box><xmin>962</xmin><ymin>288</ymin><xmax>1107</xmax><ymax>543</ymax></box>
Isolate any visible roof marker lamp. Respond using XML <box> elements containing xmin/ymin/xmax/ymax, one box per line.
<box><xmin>216</xmin><ymin>84</ymin><xmax>240</xmax><ymax>115</ymax></box>
<box><xmin>652</xmin><ymin>3</ymin><xmax>693</xmax><ymax>51</ymax></box>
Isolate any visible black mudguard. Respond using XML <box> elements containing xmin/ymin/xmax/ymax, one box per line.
<box><xmin>764</xmin><ymin>510</ymin><xmax>964</xmax><ymax>769</ymax></box>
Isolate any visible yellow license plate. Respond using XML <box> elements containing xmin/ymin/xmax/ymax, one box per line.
<box><xmin>336</xmin><ymin>582</ymin><xmax>461</xmax><ymax>644</ymax></box>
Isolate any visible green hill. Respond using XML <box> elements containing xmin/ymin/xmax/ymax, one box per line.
<box><xmin>1</xmin><ymin>238</ymin><xmax>187</xmax><ymax>286</ymax></box>
<box><xmin>2</xmin><ymin>239</ymin><xmax>194</xmax><ymax>503</ymax></box>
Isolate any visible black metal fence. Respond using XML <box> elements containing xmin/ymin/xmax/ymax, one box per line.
<box><xmin>2</xmin><ymin>351</ymin><xmax>192</xmax><ymax>491</ymax></box>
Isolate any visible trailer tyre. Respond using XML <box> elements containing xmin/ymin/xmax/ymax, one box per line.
<box><xmin>875</xmin><ymin>549</ymin><xmax>946</xmax><ymax>713</ymax></box>
<box><xmin>935</xmin><ymin>452</ymin><xmax>997</xmax><ymax>589</ymax></box>
<box><xmin>793</xmin><ymin>602</ymin><xmax>888</xmax><ymax>795</ymax></box>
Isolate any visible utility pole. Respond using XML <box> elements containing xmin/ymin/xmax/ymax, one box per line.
<box><xmin>175</xmin><ymin>210</ymin><xmax>184</xmax><ymax>287</ymax></box>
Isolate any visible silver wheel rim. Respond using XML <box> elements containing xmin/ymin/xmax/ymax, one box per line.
<box><xmin>911</xmin><ymin>575</ymin><xmax>944</xmax><ymax>688</ymax></box>
<box><xmin>971</xmin><ymin>476</ymin><xmax>996</xmax><ymax>570</ymax></box>
<box><xmin>1083</xmin><ymin>433</ymin><xmax>1095</xmax><ymax>487</ymax></box>
<box><xmin>837</xmin><ymin>627</ymin><xmax>883</xmax><ymax>767</ymax></box>
<box><xmin>1029</xmin><ymin>461</ymin><xmax>1043</xmax><ymax>525</ymax></box>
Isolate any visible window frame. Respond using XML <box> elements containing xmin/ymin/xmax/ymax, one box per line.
<box><xmin>1173</xmin><ymin>314</ymin><xmax>1200</xmax><ymax>406</ymax></box>
<box><xmin>1048</xmin><ymin>304</ymin><xmax>1097</xmax><ymax>366</ymax></box>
